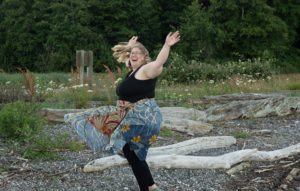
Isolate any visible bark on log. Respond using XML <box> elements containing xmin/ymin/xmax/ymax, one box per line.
<box><xmin>38</xmin><ymin>108</ymin><xmax>85</xmax><ymax>122</ymax></box>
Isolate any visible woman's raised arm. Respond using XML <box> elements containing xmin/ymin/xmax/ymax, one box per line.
<box><xmin>143</xmin><ymin>31</ymin><xmax>180</xmax><ymax>79</ymax></box>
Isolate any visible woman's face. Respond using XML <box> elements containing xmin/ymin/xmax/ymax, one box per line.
<box><xmin>130</xmin><ymin>47</ymin><xmax>145</xmax><ymax>70</ymax></box>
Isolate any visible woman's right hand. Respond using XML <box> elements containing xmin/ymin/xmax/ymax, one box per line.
<box><xmin>165</xmin><ymin>31</ymin><xmax>180</xmax><ymax>47</ymax></box>
<box><xmin>128</xmin><ymin>36</ymin><xmax>138</xmax><ymax>47</ymax></box>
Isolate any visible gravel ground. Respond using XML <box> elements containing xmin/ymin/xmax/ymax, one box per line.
<box><xmin>1</xmin><ymin>113</ymin><xmax>299</xmax><ymax>191</ymax></box>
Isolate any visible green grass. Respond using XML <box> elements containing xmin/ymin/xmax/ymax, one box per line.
<box><xmin>1</xmin><ymin>71</ymin><xmax>300</xmax><ymax>109</ymax></box>
<box><xmin>156</xmin><ymin>73</ymin><xmax>300</xmax><ymax>104</ymax></box>
<box><xmin>22</xmin><ymin>133</ymin><xmax>86</xmax><ymax>161</ymax></box>
<box><xmin>287</xmin><ymin>82</ymin><xmax>300</xmax><ymax>90</ymax></box>
<box><xmin>232</xmin><ymin>131</ymin><xmax>249</xmax><ymax>139</ymax></box>
<box><xmin>0</xmin><ymin>72</ymin><xmax>72</xmax><ymax>86</ymax></box>
<box><xmin>159</xmin><ymin>126</ymin><xmax>174</xmax><ymax>137</ymax></box>
<box><xmin>159</xmin><ymin>126</ymin><xmax>187</xmax><ymax>142</ymax></box>
<box><xmin>0</xmin><ymin>165</ymin><xmax>12</xmax><ymax>173</ymax></box>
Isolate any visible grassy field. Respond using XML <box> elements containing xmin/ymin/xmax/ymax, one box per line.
<box><xmin>0</xmin><ymin>71</ymin><xmax>300</xmax><ymax>109</ymax></box>
<box><xmin>156</xmin><ymin>73</ymin><xmax>300</xmax><ymax>100</ymax></box>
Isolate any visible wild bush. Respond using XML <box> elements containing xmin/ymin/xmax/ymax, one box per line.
<box><xmin>0</xmin><ymin>101</ymin><xmax>44</xmax><ymax>141</ymax></box>
<box><xmin>0</xmin><ymin>101</ymin><xmax>85</xmax><ymax>161</ymax></box>
<box><xmin>161</xmin><ymin>53</ymin><xmax>275</xmax><ymax>84</ymax></box>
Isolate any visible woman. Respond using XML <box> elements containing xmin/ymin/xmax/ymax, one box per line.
<box><xmin>65</xmin><ymin>31</ymin><xmax>180</xmax><ymax>191</ymax></box>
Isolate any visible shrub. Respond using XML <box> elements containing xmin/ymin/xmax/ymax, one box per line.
<box><xmin>161</xmin><ymin>53</ymin><xmax>275</xmax><ymax>84</ymax></box>
<box><xmin>0</xmin><ymin>101</ymin><xmax>44</xmax><ymax>141</ymax></box>
<box><xmin>287</xmin><ymin>82</ymin><xmax>300</xmax><ymax>90</ymax></box>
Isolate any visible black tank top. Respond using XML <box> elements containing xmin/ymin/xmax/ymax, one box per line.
<box><xmin>116</xmin><ymin>67</ymin><xmax>157</xmax><ymax>103</ymax></box>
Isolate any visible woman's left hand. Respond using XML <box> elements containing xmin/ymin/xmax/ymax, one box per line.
<box><xmin>165</xmin><ymin>31</ymin><xmax>180</xmax><ymax>47</ymax></box>
<box><xmin>128</xmin><ymin>36</ymin><xmax>138</xmax><ymax>47</ymax></box>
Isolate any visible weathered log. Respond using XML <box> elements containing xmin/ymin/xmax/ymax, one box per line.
<box><xmin>84</xmin><ymin>155</ymin><xmax>126</xmax><ymax>172</ymax></box>
<box><xmin>39</xmin><ymin>107</ymin><xmax>213</xmax><ymax>134</ymax></box>
<box><xmin>226</xmin><ymin>162</ymin><xmax>251</xmax><ymax>175</ymax></box>
<box><xmin>162</xmin><ymin>118</ymin><xmax>213</xmax><ymax>135</ymax></box>
<box><xmin>188</xmin><ymin>93</ymin><xmax>282</xmax><ymax>106</ymax></box>
<box><xmin>39</xmin><ymin>96</ymin><xmax>300</xmax><ymax>124</ymax></box>
<box><xmin>149</xmin><ymin>136</ymin><xmax>236</xmax><ymax>156</ymax></box>
<box><xmin>147</xmin><ymin>150</ymin><xmax>257</xmax><ymax>169</ymax></box>
<box><xmin>38</xmin><ymin>108</ymin><xmax>85</xmax><ymax>122</ymax></box>
<box><xmin>83</xmin><ymin>136</ymin><xmax>237</xmax><ymax>172</ymax></box>
<box><xmin>84</xmin><ymin>149</ymin><xmax>257</xmax><ymax>172</ymax></box>
<box><xmin>249</xmin><ymin>143</ymin><xmax>300</xmax><ymax>161</ymax></box>
<box><xmin>83</xmin><ymin>143</ymin><xmax>300</xmax><ymax>173</ymax></box>
<box><xmin>203</xmin><ymin>96</ymin><xmax>300</xmax><ymax>122</ymax></box>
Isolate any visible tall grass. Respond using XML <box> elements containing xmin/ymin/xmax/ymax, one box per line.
<box><xmin>156</xmin><ymin>73</ymin><xmax>300</xmax><ymax>101</ymax></box>
<box><xmin>0</xmin><ymin>67</ymin><xmax>299</xmax><ymax>109</ymax></box>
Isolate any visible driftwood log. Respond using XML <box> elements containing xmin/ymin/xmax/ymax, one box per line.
<box><xmin>41</xmin><ymin>95</ymin><xmax>300</xmax><ymax>123</ymax></box>
<box><xmin>248</xmin><ymin>143</ymin><xmax>300</xmax><ymax>161</ymax></box>
<box><xmin>146</xmin><ymin>150</ymin><xmax>257</xmax><ymax>169</ymax></box>
<box><xmin>83</xmin><ymin>150</ymin><xmax>256</xmax><ymax>172</ymax></box>
<box><xmin>84</xmin><ymin>143</ymin><xmax>300</xmax><ymax>173</ymax></box>
<box><xmin>38</xmin><ymin>108</ymin><xmax>85</xmax><ymax>123</ymax></box>
<box><xmin>39</xmin><ymin>96</ymin><xmax>299</xmax><ymax>136</ymax></box>
<box><xmin>148</xmin><ymin>136</ymin><xmax>236</xmax><ymax>155</ymax></box>
<box><xmin>161</xmin><ymin>96</ymin><xmax>300</xmax><ymax>122</ymax></box>
<box><xmin>226</xmin><ymin>162</ymin><xmax>251</xmax><ymax>175</ymax></box>
<box><xmin>188</xmin><ymin>93</ymin><xmax>287</xmax><ymax>106</ymax></box>
<box><xmin>38</xmin><ymin>108</ymin><xmax>212</xmax><ymax>134</ymax></box>
<box><xmin>203</xmin><ymin>96</ymin><xmax>300</xmax><ymax>121</ymax></box>
<box><xmin>83</xmin><ymin>136</ymin><xmax>236</xmax><ymax>172</ymax></box>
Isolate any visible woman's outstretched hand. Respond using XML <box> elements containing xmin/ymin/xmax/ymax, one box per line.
<box><xmin>165</xmin><ymin>31</ymin><xmax>180</xmax><ymax>47</ymax></box>
<box><xmin>128</xmin><ymin>36</ymin><xmax>138</xmax><ymax>47</ymax></box>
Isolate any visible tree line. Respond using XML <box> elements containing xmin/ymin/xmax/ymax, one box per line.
<box><xmin>0</xmin><ymin>0</ymin><xmax>299</xmax><ymax>73</ymax></box>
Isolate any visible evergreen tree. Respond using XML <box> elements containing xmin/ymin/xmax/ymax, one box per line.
<box><xmin>177</xmin><ymin>1</ymin><xmax>224</xmax><ymax>60</ymax></box>
<box><xmin>155</xmin><ymin>0</ymin><xmax>192</xmax><ymax>38</ymax></box>
<box><xmin>177</xmin><ymin>0</ymin><xmax>289</xmax><ymax>60</ymax></box>
<box><xmin>0</xmin><ymin>0</ymin><xmax>36</xmax><ymax>72</ymax></box>
<box><xmin>0</xmin><ymin>0</ymin><xmax>298</xmax><ymax>72</ymax></box>
<box><xmin>268</xmin><ymin>0</ymin><xmax>300</xmax><ymax>47</ymax></box>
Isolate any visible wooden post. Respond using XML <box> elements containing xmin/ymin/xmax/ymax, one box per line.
<box><xmin>80</xmin><ymin>50</ymin><xmax>85</xmax><ymax>85</ymax></box>
<box><xmin>87</xmin><ymin>51</ymin><xmax>93</xmax><ymax>88</ymax></box>
<box><xmin>76</xmin><ymin>51</ymin><xmax>81</xmax><ymax>84</ymax></box>
<box><xmin>76</xmin><ymin>50</ymin><xmax>93</xmax><ymax>88</ymax></box>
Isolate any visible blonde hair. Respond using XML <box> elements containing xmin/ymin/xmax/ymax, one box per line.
<box><xmin>112</xmin><ymin>41</ymin><xmax>151</xmax><ymax>70</ymax></box>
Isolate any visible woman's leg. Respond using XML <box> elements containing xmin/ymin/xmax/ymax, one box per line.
<box><xmin>122</xmin><ymin>143</ymin><xmax>155</xmax><ymax>191</ymax></box>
